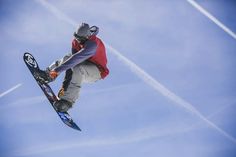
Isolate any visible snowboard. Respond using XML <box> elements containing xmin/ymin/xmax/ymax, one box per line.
<box><xmin>23</xmin><ymin>52</ymin><xmax>81</xmax><ymax>131</ymax></box>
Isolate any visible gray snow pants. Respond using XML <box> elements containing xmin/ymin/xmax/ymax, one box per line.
<box><xmin>48</xmin><ymin>53</ymin><xmax>101</xmax><ymax>104</ymax></box>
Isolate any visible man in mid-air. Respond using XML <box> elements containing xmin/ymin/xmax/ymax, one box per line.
<box><xmin>38</xmin><ymin>22</ymin><xmax>109</xmax><ymax>112</ymax></box>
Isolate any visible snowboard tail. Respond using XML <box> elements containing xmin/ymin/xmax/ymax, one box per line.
<box><xmin>23</xmin><ymin>52</ymin><xmax>81</xmax><ymax>131</ymax></box>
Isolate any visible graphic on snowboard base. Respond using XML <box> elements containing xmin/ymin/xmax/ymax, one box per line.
<box><xmin>23</xmin><ymin>52</ymin><xmax>81</xmax><ymax>131</ymax></box>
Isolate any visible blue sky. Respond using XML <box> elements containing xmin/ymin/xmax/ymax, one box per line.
<box><xmin>0</xmin><ymin>0</ymin><xmax>236</xmax><ymax>157</ymax></box>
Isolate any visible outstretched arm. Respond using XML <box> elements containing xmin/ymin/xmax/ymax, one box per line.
<box><xmin>53</xmin><ymin>40</ymin><xmax>97</xmax><ymax>73</ymax></box>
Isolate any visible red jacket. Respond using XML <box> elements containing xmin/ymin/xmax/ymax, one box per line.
<box><xmin>71</xmin><ymin>36</ymin><xmax>109</xmax><ymax>78</ymax></box>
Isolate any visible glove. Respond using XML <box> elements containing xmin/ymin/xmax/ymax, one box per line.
<box><xmin>49</xmin><ymin>70</ymin><xmax>58</xmax><ymax>80</ymax></box>
<box><xmin>58</xmin><ymin>87</ymin><xmax>65</xmax><ymax>98</ymax></box>
<box><xmin>36</xmin><ymin>68</ymin><xmax>59</xmax><ymax>84</ymax></box>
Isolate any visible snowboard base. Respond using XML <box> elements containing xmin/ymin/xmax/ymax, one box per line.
<box><xmin>23</xmin><ymin>52</ymin><xmax>81</xmax><ymax>131</ymax></box>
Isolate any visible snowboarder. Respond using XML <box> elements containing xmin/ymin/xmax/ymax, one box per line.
<box><xmin>38</xmin><ymin>23</ymin><xmax>109</xmax><ymax>112</ymax></box>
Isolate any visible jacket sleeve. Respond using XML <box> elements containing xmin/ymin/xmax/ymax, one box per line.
<box><xmin>47</xmin><ymin>53</ymin><xmax>72</xmax><ymax>71</ymax></box>
<box><xmin>53</xmin><ymin>40</ymin><xmax>97</xmax><ymax>73</ymax></box>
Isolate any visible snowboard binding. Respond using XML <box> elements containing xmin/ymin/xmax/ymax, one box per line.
<box><xmin>34</xmin><ymin>69</ymin><xmax>53</xmax><ymax>84</ymax></box>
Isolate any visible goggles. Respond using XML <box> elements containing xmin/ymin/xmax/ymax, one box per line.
<box><xmin>73</xmin><ymin>32</ymin><xmax>88</xmax><ymax>43</ymax></box>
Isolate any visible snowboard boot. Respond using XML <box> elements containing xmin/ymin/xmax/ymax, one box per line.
<box><xmin>54</xmin><ymin>99</ymin><xmax>73</xmax><ymax>112</ymax></box>
<box><xmin>35</xmin><ymin>69</ymin><xmax>53</xmax><ymax>84</ymax></box>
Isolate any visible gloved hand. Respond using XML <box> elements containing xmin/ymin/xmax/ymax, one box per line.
<box><xmin>36</xmin><ymin>68</ymin><xmax>59</xmax><ymax>84</ymax></box>
<box><xmin>58</xmin><ymin>87</ymin><xmax>65</xmax><ymax>98</ymax></box>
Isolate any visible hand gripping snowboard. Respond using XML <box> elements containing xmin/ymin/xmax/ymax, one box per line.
<box><xmin>23</xmin><ymin>52</ymin><xmax>81</xmax><ymax>131</ymax></box>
